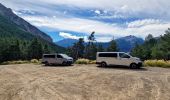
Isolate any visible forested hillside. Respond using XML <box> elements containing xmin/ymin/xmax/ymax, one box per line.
<box><xmin>0</xmin><ymin>12</ymin><xmax>65</xmax><ymax>63</ymax></box>
<box><xmin>131</xmin><ymin>28</ymin><xmax>170</xmax><ymax>60</ymax></box>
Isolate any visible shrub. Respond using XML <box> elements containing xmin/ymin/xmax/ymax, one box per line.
<box><xmin>144</xmin><ymin>60</ymin><xmax>170</xmax><ymax>68</ymax></box>
<box><xmin>75</xmin><ymin>59</ymin><xmax>90</xmax><ymax>64</ymax></box>
<box><xmin>75</xmin><ymin>59</ymin><xmax>96</xmax><ymax>64</ymax></box>
<box><xmin>1</xmin><ymin>60</ymin><xmax>29</xmax><ymax>65</ymax></box>
<box><xmin>30</xmin><ymin>59</ymin><xmax>40</xmax><ymax>64</ymax></box>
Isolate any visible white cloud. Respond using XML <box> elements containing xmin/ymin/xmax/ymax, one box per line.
<box><xmin>94</xmin><ymin>10</ymin><xmax>101</xmax><ymax>15</ymax></box>
<box><xmin>1</xmin><ymin>0</ymin><xmax>170</xmax><ymax>20</ymax></box>
<box><xmin>23</xmin><ymin>16</ymin><xmax>170</xmax><ymax>41</ymax></box>
<box><xmin>1</xmin><ymin>0</ymin><xmax>170</xmax><ymax>42</ymax></box>
<box><xmin>127</xmin><ymin>19</ymin><xmax>161</xmax><ymax>28</ymax></box>
<box><xmin>59</xmin><ymin>32</ymin><xmax>82</xmax><ymax>40</ymax></box>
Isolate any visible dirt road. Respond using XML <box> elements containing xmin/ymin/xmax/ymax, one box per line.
<box><xmin>0</xmin><ymin>64</ymin><xmax>169</xmax><ymax>100</ymax></box>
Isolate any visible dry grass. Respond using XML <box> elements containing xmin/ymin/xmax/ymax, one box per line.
<box><xmin>144</xmin><ymin>60</ymin><xmax>170</xmax><ymax>68</ymax></box>
<box><xmin>75</xmin><ymin>58</ymin><xmax>96</xmax><ymax>64</ymax></box>
<box><xmin>1</xmin><ymin>59</ymin><xmax>41</xmax><ymax>65</ymax></box>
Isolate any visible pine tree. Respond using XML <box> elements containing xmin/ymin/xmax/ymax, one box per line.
<box><xmin>97</xmin><ymin>44</ymin><xmax>104</xmax><ymax>52</ymax></box>
<box><xmin>27</xmin><ymin>38</ymin><xmax>43</xmax><ymax>59</ymax></box>
<box><xmin>107</xmin><ymin>39</ymin><xmax>118</xmax><ymax>52</ymax></box>
<box><xmin>43</xmin><ymin>44</ymin><xmax>50</xmax><ymax>54</ymax></box>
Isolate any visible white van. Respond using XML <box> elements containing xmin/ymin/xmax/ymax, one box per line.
<box><xmin>42</xmin><ymin>53</ymin><xmax>73</xmax><ymax>66</ymax></box>
<box><xmin>96</xmin><ymin>52</ymin><xmax>142</xmax><ymax>68</ymax></box>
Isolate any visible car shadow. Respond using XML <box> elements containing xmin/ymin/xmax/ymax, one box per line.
<box><xmin>42</xmin><ymin>64</ymin><xmax>73</xmax><ymax>67</ymax></box>
<box><xmin>97</xmin><ymin>65</ymin><xmax>148</xmax><ymax>71</ymax></box>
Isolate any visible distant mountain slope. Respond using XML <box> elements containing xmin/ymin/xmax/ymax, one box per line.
<box><xmin>56</xmin><ymin>35</ymin><xmax>144</xmax><ymax>52</ymax></box>
<box><xmin>0</xmin><ymin>3</ymin><xmax>52</xmax><ymax>42</ymax></box>
<box><xmin>116</xmin><ymin>35</ymin><xmax>144</xmax><ymax>52</ymax></box>
<box><xmin>56</xmin><ymin>38</ymin><xmax>78</xmax><ymax>47</ymax></box>
<box><xmin>0</xmin><ymin>4</ymin><xmax>65</xmax><ymax>53</ymax></box>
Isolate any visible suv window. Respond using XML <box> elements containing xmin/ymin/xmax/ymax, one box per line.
<box><xmin>57</xmin><ymin>55</ymin><xmax>63</xmax><ymax>58</ymax></box>
<box><xmin>99</xmin><ymin>53</ymin><xmax>117</xmax><ymax>57</ymax></box>
<box><xmin>44</xmin><ymin>55</ymin><xmax>55</xmax><ymax>58</ymax></box>
<box><xmin>119</xmin><ymin>53</ymin><xmax>130</xmax><ymax>58</ymax></box>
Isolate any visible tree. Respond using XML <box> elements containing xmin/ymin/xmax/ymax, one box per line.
<box><xmin>43</xmin><ymin>44</ymin><xmax>50</xmax><ymax>54</ymax></box>
<box><xmin>67</xmin><ymin>38</ymin><xmax>85</xmax><ymax>60</ymax></box>
<box><xmin>27</xmin><ymin>38</ymin><xmax>43</xmax><ymax>59</ymax></box>
<box><xmin>97</xmin><ymin>44</ymin><xmax>104</xmax><ymax>52</ymax></box>
<box><xmin>84</xmin><ymin>31</ymin><xmax>97</xmax><ymax>59</ymax></box>
<box><xmin>107</xmin><ymin>38</ymin><xmax>118</xmax><ymax>52</ymax></box>
<box><xmin>145</xmin><ymin>34</ymin><xmax>153</xmax><ymax>41</ymax></box>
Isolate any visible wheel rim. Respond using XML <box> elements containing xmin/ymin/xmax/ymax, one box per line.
<box><xmin>132</xmin><ymin>64</ymin><xmax>137</xmax><ymax>68</ymax></box>
<box><xmin>102</xmin><ymin>63</ymin><xmax>106</xmax><ymax>67</ymax></box>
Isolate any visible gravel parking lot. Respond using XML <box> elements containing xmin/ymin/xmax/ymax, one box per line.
<box><xmin>0</xmin><ymin>64</ymin><xmax>169</xmax><ymax>100</ymax></box>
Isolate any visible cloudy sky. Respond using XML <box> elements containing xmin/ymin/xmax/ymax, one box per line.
<box><xmin>1</xmin><ymin>0</ymin><xmax>170</xmax><ymax>42</ymax></box>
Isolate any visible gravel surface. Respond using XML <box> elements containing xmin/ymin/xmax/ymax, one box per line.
<box><xmin>0</xmin><ymin>64</ymin><xmax>169</xmax><ymax>100</ymax></box>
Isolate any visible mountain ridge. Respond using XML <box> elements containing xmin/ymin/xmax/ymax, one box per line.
<box><xmin>55</xmin><ymin>35</ymin><xmax>144</xmax><ymax>52</ymax></box>
<box><xmin>0</xmin><ymin>3</ymin><xmax>52</xmax><ymax>42</ymax></box>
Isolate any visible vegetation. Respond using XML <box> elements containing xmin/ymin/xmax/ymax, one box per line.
<box><xmin>1</xmin><ymin>59</ymin><xmax>41</xmax><ymax>65</ymax></box>
<box><xmin>75</xmin><ymin>59</ymin><xmax>96</xmax><ymax>64</ymax></box>
<box><xmin>144</xmin><ymin>60</ymin><xmax>170</xmax><ymax>68</ymax></box>
<box><xmin>131</xmin><ymin>28</ymin><xmax>170</xmax><ymax>60</ymax></box>
<box><xmin>0</xmin><ymin>14</ymin><xmax>65</xmax><ymax>63</ymax></box>
<box><xmin>67</xmin><ymin>31</ymin><xmax>118</xmax><ymax>60</ymax></box>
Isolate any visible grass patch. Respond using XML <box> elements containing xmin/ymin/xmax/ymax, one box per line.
<box><xmin>144</xmin><ymin>60</ymin><xmax>170</xmax><ymax>68</ymax></box>
<box><xmin>75</xmin><ymin>59</ymin><xmax>96</xmax><ymax>64</ymax></box>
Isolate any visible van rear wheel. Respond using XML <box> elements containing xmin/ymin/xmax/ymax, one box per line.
<box><xmin>101</xmin><ymin>62</ymin><xmax>107</xmax><ymax>67</ymax></box>
<box><xmin>45</xmin><ymin>61</ymin><xmax>49</xmax><ymax>66</ymax></box>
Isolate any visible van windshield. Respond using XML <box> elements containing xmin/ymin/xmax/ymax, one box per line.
<box><xmin>119</xmin><ymin>53</ymin><xmax>131</xmax><ymax>58</ymax></box>
<box><xmin>60</xmin><ymin>54</ymin><xmax>69</xmax><ymax>58</ymax></box>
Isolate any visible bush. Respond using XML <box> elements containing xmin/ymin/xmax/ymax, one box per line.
<box><xmin>1</xmin><ymin>60</ymin><xmax>29</xmax><ymax>65</ymax></box>
<box><xmin>30</xmin><ymin>59</ymin><xmax>40</xmax><ymax>64</ymax></box>
<box><xmin>144</xmin><ymin>60</ymin><xmax>170</xmax><ymax>68</ymax></box>
<box><xmin>75</xmin><ymin>59</ymin><xmax>96</xmax><ymax>64</ymax></box>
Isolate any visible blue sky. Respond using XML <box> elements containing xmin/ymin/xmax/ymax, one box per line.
<box><xmin>1</xmin><ymin>0</ymin><xmax>170</xmax><ymax>42</ymax></box>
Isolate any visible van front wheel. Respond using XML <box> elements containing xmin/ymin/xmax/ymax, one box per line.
<box><xmin>101</xmin><ymin>62</ymin><xmax>107</xmax><ymax>67</ymax></box>
<box><xmin>130</xmin><ymin>63</ymin><xmax>138</xmax><ymax>69</ymax></box>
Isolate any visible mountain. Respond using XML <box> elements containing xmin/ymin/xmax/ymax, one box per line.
<box><xmin>115</xmin><ymin>35</ymin><xmax>144</xmax><ymax>52</ymax></box>
<box><xmin>0</xmin><ymin>3</ymin><xmax>52</xmax><ymax>42</ymax></box>
<box><xmin>56</xmin><ymin>38</ymin><xmax>78</xmax><ymax>47</ymax></box>
<box><xmin>56</xmin><ymin>35</ymin><xmax>144</xmax><ymax>52</ymax></box>
<box><xmin>0</xmin><ymin>3</ymin><xmax>65</xmax><ymax>53</ymax></box>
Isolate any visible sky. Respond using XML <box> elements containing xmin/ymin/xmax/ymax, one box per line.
<box><xmin>1</xmin><ymin>0</ymin><xmax>170</xmax><ymax>42</ymax></box>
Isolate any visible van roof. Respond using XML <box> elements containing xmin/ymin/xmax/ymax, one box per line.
<box><xmin>97</xmin><ymin>52</ymin><xmax>126</xmax><ymax>53</ymax></box>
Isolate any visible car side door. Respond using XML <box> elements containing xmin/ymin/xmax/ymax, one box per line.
<box><xmin>56</xmin><ymin>55</ymin><xmax>64</xmax><ymax>64</ymax></box>
<box><xmin>118</xmin><ymin>53</ymin><xmax>131</xmax><ymax>66</ymax></box>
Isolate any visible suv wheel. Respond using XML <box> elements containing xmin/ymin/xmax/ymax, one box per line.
<box><xmin>101</xmin><ymin>62</ymin><xmax>107</xmax><ymax>67</ymax></box>
<box><xmin>130</xmin><ymin>63</ymin><xmax>138</xmax><ymax>69</ymax></box>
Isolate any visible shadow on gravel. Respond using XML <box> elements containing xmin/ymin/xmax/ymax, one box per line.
<box><xmin>97</xmin><ymin>65</ymin><xmax>148</xmax><ymax>71</ymax></box>
<box><xmin>41</xmin><ymin>64</ymin><xmax>73</xmax><ymax>67</ymax></box>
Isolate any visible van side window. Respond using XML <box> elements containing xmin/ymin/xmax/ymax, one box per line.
<box><xmin>99</xmin><ymin>53</ymin><xmax>117</xmax><ymax>57</ymax></box>
<box><xmin>119</xmin><ymin>53</ymin><xmax>130</xmax><ymax>58</ymax></box>
<box><xmin>44</xmin><ymin>55</ymin><xmax>55</xmax><ymax>58</ymax></box>
<box><xmin>57</xmin><ymin>55</ymin><xmax>63</xmax><ymax>58</ymax></box>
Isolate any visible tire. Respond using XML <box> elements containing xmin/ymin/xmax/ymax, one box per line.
<box><xmin>45</xmin><ymin>61</ymin><xmax>49</xmax><ymax>66</ymax></box>
<box><xmin>101</xmin><ymin>62</ymin><xmax>107</xmax><ymax>67</ymax></box>
<box><xmin>62</xmin><ymin>62</ymin><xmax>67</xmax><ymax>66</ymax></box>
<box><xmin>130</xmin><ymin>63</ymin><xmax>138</xmax><ymax>69</ymax></box>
